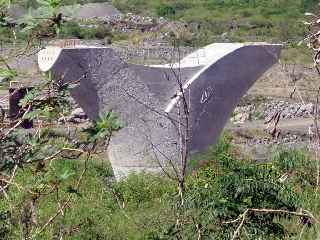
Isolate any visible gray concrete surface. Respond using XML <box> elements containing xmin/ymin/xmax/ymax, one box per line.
<box><xmin>38</xmin><ymin>43</ymin><xmax>281</xmax><ymax>178</ymax></box>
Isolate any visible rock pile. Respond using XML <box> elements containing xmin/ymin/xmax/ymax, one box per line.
<box><xmin>230</xmin><ymin>105</ymin><xmax>255</xmax><ymax>124</ymax></box>
<box><xmin>58</xmin><ymin>108</ymin><xmax>87</xmax><ymax>124</ymax></box>
<box><xmin>102</xmin><ymin>12</ymin><xmax>168</xmax><ymax>34</ymax></box>
<box><xmin>231</xmin><ymin>100</ymin><xmax>315</xmax><ymax>124</ymax></box>
<box><xmin>247</xmin><ymin>133</ymin><xmax>302</xmax><ymax>145</ymax></box>
<box><xmin>263</xmin><ymin>101</ymin><xmax>314</xmax><ymax>120</ymax></box>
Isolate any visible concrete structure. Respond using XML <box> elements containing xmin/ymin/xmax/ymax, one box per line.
<box><xmin>38</xmin><ymin>42</ymin><xmax>281</xmax><ymax>178</ymax></box>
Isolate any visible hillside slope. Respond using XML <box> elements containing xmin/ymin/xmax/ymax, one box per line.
<box><xmin>111</xmin><ymin>0</ymin><xmax>319</xmax><ymax>45</ymax></box>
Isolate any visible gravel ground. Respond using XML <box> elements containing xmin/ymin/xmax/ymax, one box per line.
<box><xmin>60</xmin><ymin>2</ymin><xmax>121</xmax><ymax>20</ymax></box>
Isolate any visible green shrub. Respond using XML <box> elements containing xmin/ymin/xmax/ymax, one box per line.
<box><xmin>153</xmin><ymin>135</ymin><xmax>320</xmax><ymax>239</ymax></box>
<box><xmin>59</xmin><ymin>21</ymin><xmax>82</xmax><ymax>38</ymax></box>
<box><xmin>59</xmin><ymin>22</ymin><xmax>112</xmax><ymax>39</ymax></box>
<box><xmin>301</xmin><ymin>0</ymin><xmax>320</xmax><ymax>11</ymax></box>
<box><xmin>272</xmin><ymin>148</ymin><xmax>317</xmax><ymax>188</ymax></box>
<box><xmin>240</xmin><ymin>9</ymin><xmax>254</xmax><ymax>18</ymax></box>
<box><xmin>156</xmin><ymin>3</ymin><xmax>176</xmax><ymax>17</ymax></box>
<box><xmin>179</xmin><ymin>162</ymin><xmax>300</xmax><ymax>239</ymax></box>
<box><xmin>112</xmin><ymin>0</ymin><xmax>152</xmax><ymax>13</ymax></box>
<box><xmin>94</xmin><ymin>24</ymin><xmax>112</xmax><ymax>39</ymax></box>
<box><xmin>159</xmin><ymin>137</ymin><xmax>303</xmax><ymax>239</ymax></box>
<box><xmin>0</xmin><ymin>133</ymin><xmax>317</xmax><ymax>239</ymax></box>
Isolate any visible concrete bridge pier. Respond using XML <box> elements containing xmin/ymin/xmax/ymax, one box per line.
<box><xmin>38</xmin><ymin>42</ymin><xmax>281</xmax><ymax>179</ymax></box>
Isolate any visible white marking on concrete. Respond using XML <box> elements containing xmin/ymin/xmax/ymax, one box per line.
<box><xmin>38</xmin><ymin>46</ymin><xmax>63</xmax><ymax>72</ymax></box>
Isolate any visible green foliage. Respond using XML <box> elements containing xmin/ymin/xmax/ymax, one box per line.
<box><xmin>60</xmin><ymin>0</ymin><xmax>107</xmax><ymax>4</ymax></box>
<box><xmin>0</xmin><ymin>68</ymin><xmax>17</xmax><ymax>81</ymax></box>
<box><xmin>189</xmin><ymin>133</ymin><xmax>235</xmax><ymax>170</ymax></box>
<box><xmin>0</xmin><ymin>159</ymin><xmax>174</xmax><ymax>239</ymax></box>
<box><xmin>113</xmin><ymin>173</ymin><xmax>175</xmax><ymax>207</ymax></box>
<box><xmin>16</xmin><ymin>8</ymin><xmax>38</xmax><ymax>33</ymax></box>
<box><xmin>59</xmin><ymin>22</ymin><xmax>113</xmax><ymax>39</ymax></box>
<box><xmin>1</xmin><ymin>135</ymin><xmax>319</xmax><ymax>239</ymax></box>
<box><xmin>58</xmin><ymin>21</ymin><xmax>82</xmax><ymax>38</ymax></box>
<box><xmin>112</xmin><ymin>0</ymin><xmax>318</xmax><ymax>49</ymax></box>
<box><xmin>272</xmin><ymin>148</ymin><xmax>317</xmax><ymax>188</ymax></box>
<box><xmin>20</xmin><ymin>73</ymin><xmax>72</xmax><ymax>122</ymax></box>
<box><xmin>83</xmin><ymin>111</ymin><xmax>122</xmax><ymax>143</ymax></box>
<box><xmin>301</xmin><ymin>0</ymin><xmax>320</xmax><ymax>11</ymax></box>
<box><xmin>94</xmin><ymin>111</ymin><xmax>122</xmax><ymax>134</ymax></box>
<box><xmin>281</xmin><ymin>44</ymin><xmax>313</xmax><ymax>64</ymax></box>
<box><xmin>156</xmin><ymin>3</ymin><xmax>176</xmax><ymax>17</ymax></box>
<box><xmin>37</xmin><ymin>0</ymin><xmax>61</xmax><ymax>9</ymax></box>
<box><xmin>16</xmin><ymin>0</ymin><xmax>62</xmax><ymax>34</ymax></box>
<box><xmin>0</xmin><ymin>159</ymin><xmax>105</xmax><ymax>238</ymax></box>
<box><xmin>162</xmin><ymin>137</ymin><xmax>301</xmax><ymax>239</ymax></box>
<box><xmin>0</xmin><ymin>109</ymin><xmax>122</xmax><ymax>238</ymax></box>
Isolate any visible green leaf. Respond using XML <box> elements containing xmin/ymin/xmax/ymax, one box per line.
<box><xmin>23</xmin><ymin>110</ymin><xmax>41</xmax><ymax>120</ymax></box>
<box><xmin>59</xmin><ymin>169</ymin><xmax>75</xmax><ymax>181</ymax></box>
<box><xmin>0</xmin><ymin>68</ymin><xmax>17</xmax><ymax>80</ymax></box>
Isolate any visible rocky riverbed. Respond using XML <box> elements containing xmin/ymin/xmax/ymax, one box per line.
<box><xmin>231</xmin><ymin>99</ymin><xmax>315</xmax><ymax>124</ymax></box>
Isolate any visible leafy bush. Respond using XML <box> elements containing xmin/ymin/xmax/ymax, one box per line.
<box><xmin>179</xmin><ymin>166</ymin><xmax>300</xmax><ymax>239</ymax></box>
<box><xmin>156</xmin><ymin>3</ymin><xmax>176</xmax><ymax>17</ymax></box>
<box><xmin>59</xmin><ymin>21</ymin><xmax>82</xmax><ymax>38</ymax></box>
<box><xmin>272</xmin><ymin>148</ymin><xmax>317</xmax><ymax>188</ymax></box>
<box><xmin>166</xmin><ymin>137</ymin><xmax>302</xmax><ymax>239</ymax></box>
<box><xmin>59</xmin><ymin>22</ymin><xmax>113</xmax><ymax>39</ymax></box>
<box><xmin>94</xmin><ymin>24</ymin><xmax>112</xmax><ymax>39</ymax></box>
<box><xmin>301</xmin><ymin>0</ymin><xmax>320</xmax><ymax>11</ymax></box>
<box><xmin>0</xmin><ymin>133</ymin><xmax>317</xmax><ymax>239</ymax></box>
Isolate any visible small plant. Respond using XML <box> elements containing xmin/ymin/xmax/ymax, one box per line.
<box><xmin>84</xmin><ymin>111</ymin><xmax>122</xmax><ymax>143</ymax></box>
